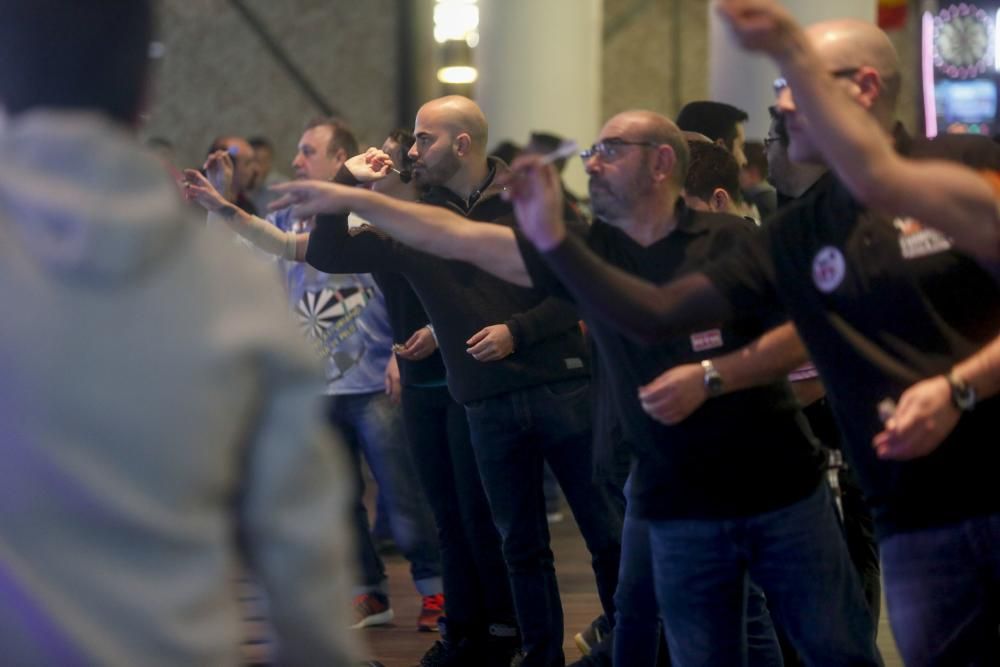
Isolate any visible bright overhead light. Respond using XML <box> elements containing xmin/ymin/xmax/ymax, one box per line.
<box><xmin>437</xmin><ymin>66</ymin><xmax>478</xmax><ymax>84</ymax></box>
<box><xmin>433</xmin><ymin>0</ymin><xmax>479</xmax><ymax>44</ymax></box>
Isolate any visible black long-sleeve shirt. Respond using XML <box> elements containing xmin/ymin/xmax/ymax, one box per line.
<box><xmin>307</xmin><ymin>160</ymin><xmax>588</xmax><ymax>404</ymax></box>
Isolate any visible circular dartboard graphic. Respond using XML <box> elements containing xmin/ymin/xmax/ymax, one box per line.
<box><xmin>934</xmin><ymin>4</ymin><xmax>993</xmax><ymax>79</ymax></box>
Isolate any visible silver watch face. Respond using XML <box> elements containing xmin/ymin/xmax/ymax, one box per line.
<box><xmin>954</xmin><ymin>385</ymin><xmax>976</xmax><ymax>411</ymax></box>
<box><xmin>704</xmin><ymin>368</ymin><xmax>723</xmax><ymax>396</ymax></box>
<box><xmin>949</xmin><ymin>374</ymin><xmax>976</xmax><ymax>411</ymax></box>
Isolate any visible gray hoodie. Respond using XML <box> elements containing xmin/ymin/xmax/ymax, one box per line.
<box><xmin>0</xmin><ymin>112</ymin><xmax>358</xmax><ymax>666</ymax></box>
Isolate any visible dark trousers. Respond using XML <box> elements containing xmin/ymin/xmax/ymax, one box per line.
<box><xmin>802</xmin><ymin>398</ymin><xmax>881</xmax><ymax>619</ymax></box>
<box><xmin>464</xmin><ymin>378</ymin><xmax>624</xmax><ymax>667</ymax></box>
<box><xmin>881</xmin><ymin>514</ymin><xmax>1000</xmax><ymax>665</ymax></box>
<box><xmin>401</xmin><ymin>383</ymin><xmax>517</xmax><ymax>637</ymax></box>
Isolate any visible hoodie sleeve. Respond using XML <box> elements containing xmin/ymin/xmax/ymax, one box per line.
<box><xmin>239</xmin><ymin>365</ymin><xmax>361</xmax><ymax>666</ymax></box>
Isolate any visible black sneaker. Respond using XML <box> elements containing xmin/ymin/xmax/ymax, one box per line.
<box><xmin>573</xmin><ymin>615</ymin><xmax>610</xmax><ymax>656</ymax></box>
<box><xmin>485</xmin><ymin>623</ymin><xmax>521</xmax><ymax>667</ymax></box>
<box><xmin>414</xmin><ymin>616</ymin><xmax>480</xmax><ymax>667</ymax></box>
<box><xmin>416</xmin><ymin>637</ymin><xmax>478</xmax><ymax>666</ymax></box>
<box><xmin>567</xmin><ymin>653</ymin><xmax>612</xmax><ymax>667</ymax></box>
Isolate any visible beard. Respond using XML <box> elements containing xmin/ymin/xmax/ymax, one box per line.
<box><xmin>588</xmin><ymin>168</ymin><xmax>654</xmax><ymax>222</ymax></box>
<box><xmin>588</xmin><ymin>179</ymin><xmax>625</xmax><ymax>221</ymax></box>
<box><xmin>411</xmin><ymin>151</ymin><xmax>462</xmax><ymax>189</ymax></box>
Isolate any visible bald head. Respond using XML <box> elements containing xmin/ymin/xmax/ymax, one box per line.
<box><xmin>409</xmin><ymin>95</ymin><xmax>492</xmax><ymax>191</ymax></box>
<box><xmin>806</xmin><ymin>18</ymin><xmax>901</xmax><ymax>112</ymax></box>
<box><xmin>585</xmin><ymin>110</ymin><xmax>690</xmax><ymax>225</ymax></box>
<box><xmin>604</xmin><ymin>110</ymin><xmax>690</xmax><ymax>185</ymax></box>
<box><xmin>418</xmin><ymin>95</ymin><xmax>489</xmax><ymax>154</ymax></box>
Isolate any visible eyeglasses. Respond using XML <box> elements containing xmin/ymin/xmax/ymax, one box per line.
<box><xmin>580</xmin><ymin>138</ymin><xmax>661</xmax><ymax>162</ymax></box>
<box><xmin>763</xmin><ymin>136</ymin><xmax>781</xmax><ymax>148</ymax></box>
<box><xmin>773</xmin><ymin>67</ymin><xmax>861</xmax><ymax>96</ymax></box>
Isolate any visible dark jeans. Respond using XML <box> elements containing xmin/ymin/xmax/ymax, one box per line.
<box><xmin>648</xmin><ymin>483</ymin><xmax>880</xmax><ymax>667</ymax></box>
<box><xmin>881</xmin><ymin>514</ymin><xmax>1000</xmax><ymax>666</ymax></box>
<box><xmin>464</xmin><ymin>378</ymin><xmax>624</xmax><ymax>667</ymax></box>
<box><xmin>614</xmin><ymin>480</ymin><xmax>782</xmax><ymax>667</ymax></box>
<box><xmin>802</xmin><ymin>398</ymin><xmax>881</xmax><ymax>619</ymax></box>
<box><xmin>326</xmin><ymin>391</ymin><xmax>442</xmax><ymax>596</ymax></box>
<box><xmin>401</xmin><ymin>383</ymin><xmax>517</xmax><ymax>637</ymax></box>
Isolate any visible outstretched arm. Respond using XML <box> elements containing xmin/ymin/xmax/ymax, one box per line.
<box><xmin>505</xmin><ymin>158</ymin><xmax>734</xmax><ymax>343</ymax></box>
<box><xmin>269</xmin><ymin>181</ymin><xmax>533</xmax><ymax>287</ymax></box>
<box><xmin>717</xmin><ymin>0</ymin><xmax>1000</xmax><ymax>260</ymax></box>
<box><xmin>184</xmin><ymin>168</ymin><xmax>307</xmax><ymax>261</ymax></box>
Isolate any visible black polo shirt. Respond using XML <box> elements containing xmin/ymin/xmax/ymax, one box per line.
<box><xmin>704</xmin><ymin>160</ymin><xmax>1000</xmax><ymax>538</ymax></box>
<box><xmin>518</xmin><ymin>206</ymin><xmax>824</xmax><ymax>520</ymax></box>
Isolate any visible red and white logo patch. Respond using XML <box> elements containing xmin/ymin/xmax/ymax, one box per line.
<box><xmin>690</xmin><ymin>329</ymin><xmax>724</xmax><ymax>352</ymax></box>
<box><xmin>812</xmin><ymin>246</ymin><xmax>846</xmax><ymax>293</ymax></box>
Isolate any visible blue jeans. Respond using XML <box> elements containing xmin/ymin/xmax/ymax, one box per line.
<box><xmin>465</xmin><ymin>378</ymin><xmax>624</xmax><ymax>667</ymax></box>
<box><xmin>881</xmin><ymin>514</ymin><xmax>1000</xmax><ymax>666</ymax></box>
<box><xmin>615</xmin><ymin>481</ymin><xmax>783</xmax><ymax>667</ymax></box>
<box><xmin>326</xmin><ymin>391</ymin><xmax>443</xmax><ymax>596</ymax></box>
<box><xmin>648</xmin><ymin>483</ymin><xmax>879</xmax><ymax>667</ymax></box>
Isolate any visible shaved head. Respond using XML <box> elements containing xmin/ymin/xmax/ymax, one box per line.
<box><xmin>418</xmin><ymin>95</ymin><xmax>489</xmax><ymax>152</ymax></box>
<box><xmin>779</xmin><ymin>18</ymin><xmax>901</xmax><ymax>164</ymax></box>
<box><xmin>603</xmin><ymin>110</ymin><xmax>690</xmax><ymax>184</ymax></box>
<box><xmin>806</xmin><ymin>19</ymin><xmax>901</xmax><ymax>111</ymax></box>
<box><xmin>409</xmin><ymin>95</ymin><xmax>492</xmax><ymax>191</ymax></box>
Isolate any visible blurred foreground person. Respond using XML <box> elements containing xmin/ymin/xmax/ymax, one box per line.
<box><xmin>0</xmin><ymin>2</ymin><xmax>358</xmax><ymax>665</ymax></box>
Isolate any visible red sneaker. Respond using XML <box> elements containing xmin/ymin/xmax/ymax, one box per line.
<box><xmin>417</xmin><ymin>593</ymin><xmax>445</xmax><ymax>632</ymax></box>
<box><xmin>351</xmin><ymin>591</ymin><xmax>394</xmax><ymax>629</ymax></box>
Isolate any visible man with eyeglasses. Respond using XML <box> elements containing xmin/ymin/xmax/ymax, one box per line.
<box><xmin>484</xmin><ymin>4</ymin><xmax>1000</xmax><ymax>664</ymax></box>
<box><xmin>269</xmin><ymin>108</ymin><xmax>880</xmax><ymax>666</ymax></box>
<box><xmin>749</xmin><ymin>2</ymin><xmax>1000</xmax><ymax>265</ymax></box>
<box><xmin>763</xmin><ymin>108</ymin><xmax>827</xmax><ymax>207</ymax></box>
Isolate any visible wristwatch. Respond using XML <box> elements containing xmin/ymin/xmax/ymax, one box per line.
<box><xmin>946</xmin><ymin>371</ymin><xmax>976</xmax><ymax>411</ymax></box>
<box><xmin>701</xmin><ymin>360</ymin><xmax>724</xmax><ymax>398</ymax></box>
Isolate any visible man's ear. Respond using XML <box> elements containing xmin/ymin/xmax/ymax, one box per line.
<box><xmin>653</xmin><ymin>144</ymin><xmax>677</xmax><ymax>183</ymax></box>
<box><xmin>855</xmin><ymin>67</ymin><xmax>882</xmax><ymax>111</ymax></box>
<box><xmin>454</xmin><ymin>133</ymin><xmax>472</xmax><ymax>156</ymax></box>
<box><xmin>711</xmin><ymin>187</ymin><xmax>732</xmax><ymax>213</ymax></box>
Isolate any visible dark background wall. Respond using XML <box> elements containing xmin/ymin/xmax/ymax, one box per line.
<box><xmin>142</xmin><ymin>0</ymin><xmax>922</xmax><ymax>171</ymax></box>
<box><xmin>143</xmin><ymin>0</ymin><xmax>403</xmax><ymax>172</ymax></box>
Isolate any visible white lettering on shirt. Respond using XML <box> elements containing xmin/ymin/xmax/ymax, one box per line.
<box><xmin>894</xmin><ymin>217</ymin><xmax>953</xmax><ymax>259</ymax></box>
<box><xmin>690</xmin><ymin>329</ymin><xmax>724</xmax><ymax>352</ymax></box>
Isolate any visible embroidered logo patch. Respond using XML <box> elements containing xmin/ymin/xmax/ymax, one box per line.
<box><xmin>690</xmin><ymin>329</ymin><xmax>724</xmax><ymax>352</ymax></box>
<box><xmin>812</xmin><ymin>246</ymin><xmax>846</xmax><ymax>293</ymax></box>
<box><xmin>894</xmin><ymin>218</ymin><xmax>952</xmax><ymax>259</ymax></box>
